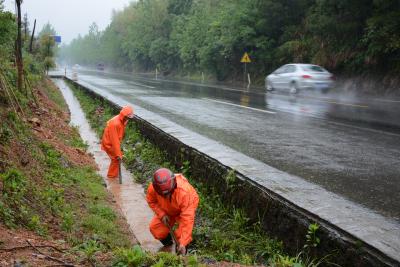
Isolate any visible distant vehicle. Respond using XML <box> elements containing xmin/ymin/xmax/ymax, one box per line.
<box><xmin>73</xmin><ymin>64</ymin><xmax>81</xmax><ymax>69</ymax></box>
<box><xmin>265</xmin><ymin>64</ymin><xmax>334</xmax><ymax>94</ymax></box>
<box><xmin>96</xmin><ymin>63</ymin><xmax>105</xmax><ymax>71</ymax></box>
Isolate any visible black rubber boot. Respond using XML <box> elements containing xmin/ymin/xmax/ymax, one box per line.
<box><xmin>160</xmin><ymin>234</ymin><xmax>173</xmax><ymax>246</ymax></box>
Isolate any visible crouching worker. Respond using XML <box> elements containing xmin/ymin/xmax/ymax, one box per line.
<box><xmin>146</xmin><ymin>168</ymin><xmax>199</xmax><ymax>255</ymax></box>
<box><xmin>101</xmin><ymin>105</ymin><xmax>134</xmax><ymax>178</ymax></box>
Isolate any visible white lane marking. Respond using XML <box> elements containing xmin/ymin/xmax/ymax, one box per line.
<box><xmin>134</xmin><ymin>79</ymin><xmax>162</xmax><ymax>85</ymax></box>
<box><xmin>205</xmin><ymin>98</ymin><xmax>276</xmax><ymax>114</ymax></box>
<box><xmin>374</xmin><ymin>98</ymin><xmax>400</xmax><ymax>103</ymax></box>
<box><xmin>129</xmin><ymin>81</ymin><xmax>155</xmax><ymax>89</ymax></box>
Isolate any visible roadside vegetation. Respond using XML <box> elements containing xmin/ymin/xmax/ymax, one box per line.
<box><xmin>0</xmin><ymin>3</ymin><xmax>136</xmax><ymax>265</ymax></box>
<box><xmin>59</xmin><ymin>0</ymin><xmax>399</xmax><ymax>86</ymax></box>
<box><xmin>70</xmin><ymin>81</ymin><xmax>333</xmax><ymax>266</ymax></box>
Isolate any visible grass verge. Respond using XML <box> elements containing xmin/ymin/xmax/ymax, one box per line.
<box><xmin>0</xmin><ymin>77</ymin><xmax>134</xmax><ymax>266</ymax></box>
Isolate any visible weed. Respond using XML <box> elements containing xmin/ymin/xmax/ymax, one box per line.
<box><xmin>40</xmin><ymin>187</ymin><xmax>65</xmax><ymax>215</ymax></box>
<box><xmin>27</xmin><ymin>214</ymin><xmax>47</xmax><ymax>236</ymax></box>
<box><xmin>224</xmin><ymin>169</ymin><xmax>236</xmax><ymax>187</ymax></box>
<box><xmin>0</xmin><ymin>123</ymin><xmax>12</xmax><ymax>145</ymax></box>
<box><xmin>79</xmin><ymin>239</ymin><xmax>103</xmax><ymax>264</ymax></box>
<box><xmin>61</xmin><ymin>210</ymin><xmax>74</xmax><ymax>232</ymax></box>
<box><xmin>67</xmin><ymin>126</ymin><xmax>89</xmax><ymax>149</ymax></box>
<box><xmin>0</xmin><ymin>169</ymin><xmax>29</xmax><ymax>226</ymax></box>
<box><xmin>186</xmin><ymin>254</ymin><xmax>200</xmax><ymax>266</ymax></box>
<box><xmin>40</xmin><ymin>142</ymin><xmax>62</xmax><ymax>168</ymax></box>
<box><xmin>304</xmin><ymin>223</ymin><xmax>320</xmax><ymax>250</ymax></box>
<box><xmin>113</xmin><ymin>245</ymin><xmax>148</xmax><ymax>266</ymax></box>
<box><xmin>88</xmin><ymin>204</ymin><xmax>117</xmax><ymax>221</ymax></box>
<box><xmin>1</xmin><ymin>168</ymin><xmax>27</xmax><ymax>194</ymax></box>
<box><xmin>82</xmin><ymin>213</ymin><xmax>129</xmax><ymax>248</ymax></box>
<box><xmin>181</xmin><ymin>160</ymin><xmax>191</xmax><ymax>176</ymax></box>
<box><xmin>0</xmin><ymin>201</ymin><xmax>14</xmax><ymax>227</ymax></box>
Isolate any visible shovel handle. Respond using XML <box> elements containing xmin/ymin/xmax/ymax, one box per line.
<box><xmin>118</xmin><ymin>157</ymin><xmax>122</xmax><ymax>184</ymax></box>
<box><xmin>167</xmin><ymin>224</ymin><xmax>180</xmax><ymax>254</ymax></box>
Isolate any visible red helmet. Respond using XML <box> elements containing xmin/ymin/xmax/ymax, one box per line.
<box><xmin>152</xmin><ymin>168</ymin><xmax>176</xmax><ymax>195</ymax></box>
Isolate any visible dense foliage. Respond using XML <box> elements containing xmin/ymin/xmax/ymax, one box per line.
<box><xmin>0</xmin><ymin>1</ymin><xmax>58</xmax><ymax>87</ymax></box>
<box><xmin>59</xmin><ymin>0</ymin><xmax>400</xmax><ymax>81</ymax></box>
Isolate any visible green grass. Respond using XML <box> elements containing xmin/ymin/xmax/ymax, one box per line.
<box><xmin>41</xmin><ymin>79</ymin><xmax>68</xmax><ymax>111</ymax></box>
<box><xmin>0</xmin><ymin>80</ymin><xmax>134</xmax><ymax>266</ymax></box>
<box><xmin>61</xmin><ymin>125</ymin><xmax>89</xmax><ymax>150</ymax></box>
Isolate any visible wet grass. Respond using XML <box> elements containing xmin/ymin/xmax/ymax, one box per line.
<box><xmin>68</xmin><ymin>80</ymin><xmax>332</xmax><ymax>266</ymax></box>
<box><xmin>0</xmin><ymin>80</ymin><xmax>135</xmax><ymax>266</ymax></box>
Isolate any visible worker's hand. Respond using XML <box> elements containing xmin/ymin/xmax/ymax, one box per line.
<box><xmin>177</xmin><ymin>244</ymin><xmax>186</xmax><ymax>255</ymax></box>
<box><xmin>161</xmin><ymin>215</ymin><xmax>170</xmax><ymax>226</ymax></box>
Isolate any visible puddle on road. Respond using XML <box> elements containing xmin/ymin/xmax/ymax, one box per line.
<box><xmin>52</xmin><ymin>78</ymin><xmax>162</xmax><ymax>252</ymax></box>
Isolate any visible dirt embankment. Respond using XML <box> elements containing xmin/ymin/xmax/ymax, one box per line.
<box><xmin>0</xmin><ymin>79</ymin><xmax>134</xmax><ymax>266</ymax></box>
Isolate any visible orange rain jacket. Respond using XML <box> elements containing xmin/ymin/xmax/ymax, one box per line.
<box><xmin>101</xmin><ymin>106</ymin><xmax>133</xmax><ymax>158</ymax></box>
<box><xmin>146</xmin><ymin>174</ymin><xmax>199</xmax><ymax>246</ymax></box>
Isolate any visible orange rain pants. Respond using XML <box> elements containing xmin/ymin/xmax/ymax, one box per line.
<box><xmin>146</xmin><ymin>174</ymin><xmax>199</xmax><ymax>247</ymax></box>
<box><xmin>101</xmin><ymin>106</ymin><xmax>133</xmax><ymax>178</ymax></box>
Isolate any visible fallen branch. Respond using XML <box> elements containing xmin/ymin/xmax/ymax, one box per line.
<box><xmin>26</xmin><ymin>240</ymin><xmax>74</xmax><ymax>267</ymax></box>
<box><xmin>3</xmin><ymin>74</ymin><xmax>26</xmax><ymax>118</ymax></box>
<box><xmin>24</xmin><ymin>70</ymin><xmax>38</xmax><ymax>106</ymax></box>
<box><xmin>0</xmin><ymin>75</ymin><xmax>19</xmax><ymax>116</ymax></box>
<box><xmin>0</xmin><ymin>244</ymin><xmax>65</xmax><ymax>253</ymax></box>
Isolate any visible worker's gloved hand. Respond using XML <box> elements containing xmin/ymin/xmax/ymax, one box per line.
<box><xmin>161</xmin><ymin>215</ymin><xmax>170</xmax><ymax>226</ymax></box>
<box><xmin>177</xmin><ymin>244</ymin><xmax>186</xmax><ymax>255</ymax></box>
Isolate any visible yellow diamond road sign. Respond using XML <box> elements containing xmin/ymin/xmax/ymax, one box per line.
<box><xmin>240</xmin><ymin>52</ymin><xmax>251</xmax><ymax>63</ymax></box>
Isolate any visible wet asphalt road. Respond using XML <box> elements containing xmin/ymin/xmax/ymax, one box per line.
<box><xmin>73</xmin><ymin>69</ymin><xmax>400</xmax><ymax>222</ymax></box>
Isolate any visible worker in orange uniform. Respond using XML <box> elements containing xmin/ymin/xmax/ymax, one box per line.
<box><xmin>101</xmin><ymin>105</ymin><xmax>134</xmax><ymax>178</ymax></box>
<box><xmin>146</xmin><ymin>168</ymin><xmax>199</xmax><ymax>255</ymax></box>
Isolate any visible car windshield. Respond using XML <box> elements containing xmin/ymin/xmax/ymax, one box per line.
<box><xmin>301</xmin><ymin>65</ymin><xmax>326</xmax><ymax>72</ymax></box>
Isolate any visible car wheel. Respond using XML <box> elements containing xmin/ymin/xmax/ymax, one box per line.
<box><xmin>266</xmin><ymin>81</ymin><xmax>274</xmax><ymax>91</ymax></box>
<box><xmin>289</xmin><ymin>82</ymin><xmax>298</xmax><ymax>94</ymax></box>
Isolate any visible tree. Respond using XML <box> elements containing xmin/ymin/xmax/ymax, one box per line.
<box><xmin>0</xmin><ymin>4</ymin><xmax>16</xmax><ymax>61</ymax></box>
<box><xmin>15</xmin><ymin>0</ymin><xmax>23</xmax><ymax>91</ymax></box>
<box><xmin>363</xmin><ymin>0</ymin><xmax>400</xmax><ymax>71</ymax></box>
<box><xmin>37</xmin><ymin>23</ymin><xmax>57</xmax><ymax>74</ymax></box>
<box><xmin>22</xmin><ymin>12</ymin><xmax>29</xmax><ymax>41</ymax></box>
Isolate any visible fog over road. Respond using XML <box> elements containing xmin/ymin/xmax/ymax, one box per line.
<box><xmin>73</xmin><ymin>69</ymin><xmax>400</xmax><ymax>222</ymax></box>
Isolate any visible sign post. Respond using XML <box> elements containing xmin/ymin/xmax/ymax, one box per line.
<box><xmin>240</xmin><ymin>52</ymin><xmax>251</xmax><ymax>88</ymax></box>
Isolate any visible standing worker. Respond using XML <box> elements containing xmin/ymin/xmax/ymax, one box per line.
<box><xmin>146</xmin><ymin>168</ymin><xmax>199</xmax><ymax>255</ymax></box>
<box><xmin>101</xmin><ymin>105</ymin><xmax>134</xmax><ymax>178</ymax></box>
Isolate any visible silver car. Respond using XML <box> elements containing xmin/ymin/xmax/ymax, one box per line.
<box><xmin>265</xmin><ymin>64</ymin><xmax>334</xmax><ymax>93</ymax></box>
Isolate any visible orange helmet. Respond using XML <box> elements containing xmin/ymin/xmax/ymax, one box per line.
<box><xmin>153</xmin><ymin>168</ymin><xmax>176</xmax><ymax>195</ymax></box>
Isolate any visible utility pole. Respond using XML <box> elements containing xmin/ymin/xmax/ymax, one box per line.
<box><xmin>15</xmin><ymin>0</ymin><xmax>24</xmax><ymax>92</ymax></box>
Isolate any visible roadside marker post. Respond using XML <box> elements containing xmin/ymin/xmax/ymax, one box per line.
<box><xmin>240</xmin><ymin>52</ymin><xmax>251</xmax><ymax>88</ymax></box>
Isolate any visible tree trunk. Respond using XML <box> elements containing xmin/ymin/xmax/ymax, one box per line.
<box><xmin>30</xmin><ymin>19</ymin><xmax>36</xmax><ymax>53</ymax></box>
<box><xmin>15</xmin><ymin>0</ymin><xmax>24</xmax><ymax>92</ymax></box>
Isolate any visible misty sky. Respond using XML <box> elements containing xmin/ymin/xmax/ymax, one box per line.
<box><xmin>3</xmin><ymin>0</ymin><xmax>133</xmax><ymax>44</ymax></box>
